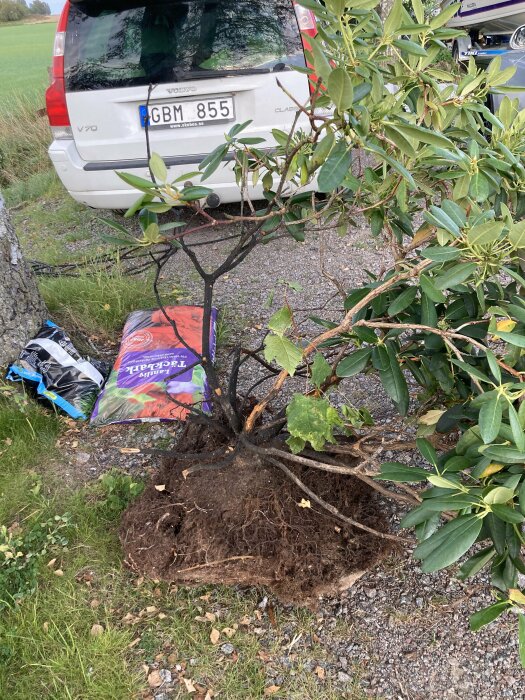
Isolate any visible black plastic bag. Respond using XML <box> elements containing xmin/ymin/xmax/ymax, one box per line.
<box><xmin>6</xmin><ymin>321</ymin><xmax>109</xmax><ymax>420</ymax></box>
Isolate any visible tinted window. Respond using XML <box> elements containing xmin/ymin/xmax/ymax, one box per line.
<box><xmin>65</xmin><ymin>0</ymin><xmax>304</xmax><ymax>91</ymax></box>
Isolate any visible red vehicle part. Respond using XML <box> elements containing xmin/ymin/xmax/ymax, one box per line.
<box><xmin>293</xmin><ymin>1</ymin><xmax>318</xmax><ymax>93</ymax></box>
<box><xmin>45</xmin><ymin>2</ymin><xmax>71</xmax><ymax>131</ymax></box>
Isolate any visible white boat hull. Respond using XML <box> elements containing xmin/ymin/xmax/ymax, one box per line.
<box><xmin>445</xmin><ymin>0</ymin><xmax>525</xmax><ymax>33</ymax></box>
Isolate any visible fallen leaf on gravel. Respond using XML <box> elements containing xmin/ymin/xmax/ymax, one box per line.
<box><xmin>210</xmin><ymin>628</ymin><xmax>220</xmax><ymax>644</ymax></box>
<box><xmin>298</xmin><ymin>498</ymin><xmax>311</xmax><ymax>508</ymax></box>
<box><xmin>71</xmin><ymin>440</ymin><xmax>78</xmax><ymax>448</ymax></box>
<box><xmin>47</xmin><ymin>558</ymin><xmax>57</xmax><ymax>568</ymax></box>
<box><xmin>222</xmin><ymin>627</ymin><xmax>235</xmax><ymax>638</ymax></box>
<box><xmin>264</xmin><ymin>686</ymin><xmax>280</xmax><ymax>695</ymax></box>
<box><xmin>147</xmin><ymin>670</ymin><xmax>162</xmax><ymax>688</ymax></box>
<box><xmin>205</xmin><ymin>612</ymin><xmax>216</xmax><ymax>622</ymax></box>
<box><xmin>315</xmin><ymin>666</ymin><xmax>325</xmax><ymax>679</ymax></box>
<box><xmin>120</xmin><ymin>447</ymin><xmax>141</xmax><ymax>454</ymax></box>
<box><xmin>90</xmin><ymin>624</ymin><xmax>104</xmax><ymax>637</ymax></box>
<box><xmin>154</xmin><ymin>484</ymin><xmax>166</xmax><ymax>492</ymax></box>
<box><xmin>182</xmin><ymin>678</ymin><xmax>197</xmax><ymax>693</ymax></box>
<box><xmin>239</xmin><ymin>616</ymin><xmax>251</xmax><ymax>626</ymax></box>
<box><xmin>54</xmin><ymin>569</ymin><xmax>64</xmax><ymax>577</ymax></box>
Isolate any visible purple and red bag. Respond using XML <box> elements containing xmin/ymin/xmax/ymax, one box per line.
<box><xmin>91</xmin><ymin>305</ymin><xmax>216</xmax><ymax>426</ymax></box>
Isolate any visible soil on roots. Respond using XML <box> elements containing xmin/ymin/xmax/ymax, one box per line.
<box><xmin>120</xmin><ymin>427</ymin><xmax>393</xmax><ymax>604</ymax></box>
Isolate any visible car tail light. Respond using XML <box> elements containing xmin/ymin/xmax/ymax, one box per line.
<box><xmin>293</xmin><ymin>2</ymin><xmax>318</xmax><ymax>94</ymax></box>
<box><xmin>45</xmin><ymin>2</ymin><xmax>72</xmax><ymax>139</ymax></box>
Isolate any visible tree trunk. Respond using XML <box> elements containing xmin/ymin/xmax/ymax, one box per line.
<box><xmin>380</xmin><ymin>0</ymin><xmax>395</xmax><ymax>18</ymax></box>
<box><xmin>0</xmin><ymin>196</ymin><xmax>47</xmax><ymax>367</ymax></box>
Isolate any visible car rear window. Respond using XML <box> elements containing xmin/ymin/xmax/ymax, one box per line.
<box><xmin>65</xmin><ymin>0</ymin><xmax>305</xmax><ymax>91</ymax></box>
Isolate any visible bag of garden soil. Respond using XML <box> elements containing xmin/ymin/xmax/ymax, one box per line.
<box><xmin>6</xmin><ymin>321</ymin><xmax>109</xmax><ymax>420</ymax></box>
<box><xmin>90</xmin><ymin>305</ymin><xmax>217</xmax><ymax>426</ymax></box>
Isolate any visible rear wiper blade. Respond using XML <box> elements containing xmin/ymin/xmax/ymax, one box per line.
<box><xmin>175</xmin><ymin>67</ymin><xmax>271</xmax><ymax>80</ymax></box>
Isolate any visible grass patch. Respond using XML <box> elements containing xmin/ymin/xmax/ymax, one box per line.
<box><xmin>0</xmin><ymin>92</ymin><xmax>52</xmax><ymax>187</ymax></box>
<box><xmin>0</xmin><ymin>385</ymin><xmax>60</xmax><ymax>525</ymax></box>
<box><xmin>4</xmin><ymin>169</ymin><xmax>62</xmax><ymax>207</ymax></box>
<box><xmin>0</xmin><ymin>21</ymin><xmax>56</xmax><ymax>97</ymax></box>
<box><xmin>40</xmin><ymin>266</ymin><xmax>179</xmax><ymax>338</ymax></box>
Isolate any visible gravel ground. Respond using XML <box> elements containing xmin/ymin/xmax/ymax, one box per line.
<box><xmin>48</xmin><ymin>209</ymin><xmax>525</xmax><ymax>697</ymax></box>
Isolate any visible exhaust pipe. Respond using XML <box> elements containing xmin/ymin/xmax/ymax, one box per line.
<box><xmin>206</xmin><ymin>192</ymin><xmax>221</xmax><ymax>209</ymax></box>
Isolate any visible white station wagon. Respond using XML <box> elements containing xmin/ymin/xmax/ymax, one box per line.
<box><xmin>45</xmin><ymin>0</ymin><xmax>318</xmax><ymax>209</ymax></box>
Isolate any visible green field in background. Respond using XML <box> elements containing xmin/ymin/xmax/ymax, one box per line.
<box><xmin>0</xmin><ymin>21</ymin><xmax>56</xmax><ymax>99</ymax></box>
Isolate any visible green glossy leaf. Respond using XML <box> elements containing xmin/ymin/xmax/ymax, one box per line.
<box><xmin>491</xmin><ymin>504</ymin><xmax>525</xmax><ymax>524</ymax></box>
<box><xmin>435</xmin><ymin>262</ymin><xmax>477</xmax><ymax>290</ymax></box>
<box><xmin>318</xmin><ymin>140</ymin><xmax>352</xmax><ymax>192</ymax></box>
<box><xmin>420</xmin><ymin>274</ymin><xmax>446</xmax><ymax>303</ymax></box>
<box><xmin>149</xmin><ymin>153</ymin><xmax>168</xmax><ymax>182</ymax></box>
<box><xmin>495</xmin><ymin>331</ymin><xmax>525</xmax><ymax>348</ymax></box>
<box><xmin>509</xmin><ymin>402</ymin><xmax>525</xmax><ymax>451</ymax></box>
<box><xmin>485</xmin><ymin>349</ymin><xmax>501</xmax><ymax>384</ymax></box>
<box><xmin>117</xmin><ymin>171</ymin><xmax>158</xmax><ymax>193</ymax></box>
<box><xmin>310</xmin><ymin>35</ymin><xmax>332</xmax><ymax>81</ymax></box>
<box><xmin>392</xmin><ymin>39</ymin><xmax>427</xmax><ymax>56</ymax></box>
<box><xmin>376</xmin><ymin>343</ymin><xmax>409</xmax><ymax>416</ymax></box>
<box><xmin>469</xmin><ymin>601</ymin><xmax>509</xmax><ymax>631</ymax></box>
<box><xmin>483</xmin><ymin>445</ymin><xmax>525</xmax><ymax>463</ymax></box>
<box><xmin>510</xmin><ymin>220</ymin><xmax>525</xmax><ymax>249</ymax></box>
<box><xmin>98</xmin><ymin>233</ymin><xmax>133</xmax><ymax>247</ymax></box>
<box><xmin>376</xmin><ymin>462</ymin><xmax>429</xmax><ymax>482</ymax></box>
<box><xmin>199</xmin><ymin>144</ymin><xmax>229</xmax><ymax>180</ymax></box>
<box><xmin>450</xmin><ymin>359</ymin><xmax>492</xmax><ymax>384</ymax></box>
<box><xmin>457</xmin><ymin>546</ymin><xmax>496</xmax><ymax>580</ymax></box>
<box><xmin>414</xmin><ymin>514</ymin><xmax>483</xmax><ymax>572</ymax></box>
<box><xmin>427</xmin><ymin>474</ymin><xmax>463</xmax><ymax>490</ymax></box>
<box><xmin>479</xmin><ymin>395</ymin><xmax>503</xmax><ymax>444</ymax></box>
<box><xmin>180</xmin><ymin>186</ymin><xmax>213</xmax><ymax>201</ymax></box>
<box><xmin>400</xmin><ymin>504</ymin><xmax>436</xmax><ymax>527</ymax></box>
<box><xmin>387</xmin><ymin>286</ymin><xmax>417</xmax><ymax>315</ymax></box>
<box><xmin>416</xmin><ymin>437</ymin><xmax>438</xmax><ymax>467</ymax></box>
<box><xmin>311</xmin><ymin>130</ymin><xmax>335</xmax><ymax>169</ymax></box>
<box><xmin>467</xmin><ymin>220</ymin><xmax>504</xmax><ymax>246</ymax></box>
<box><xmin>328</xmin><ymin>67</ymin><xmax>354</xmax><ymax>111</ymax></box>
<box><xmin>336</xmin><ymin>347</ymin><xmax>372</xmax><ymax>377</ymax></box>
<box><xmin>470</xmin><ymin>172</ymin><xmax>490</xmax><ymax>202</ymax></box>
<box><xmin>394</xmin><ymin>123</ymin><xmax>453</xmax><ymax>149</ymax></box>
<box><xmin>422</xmin><ymin>246</ymin><xmax>461</xmax><ymax>262</ymax></box>
<box><xmin>484</xmin><ymin>486</ymin><xmax>515</xmax><ymax>505</ymax></box>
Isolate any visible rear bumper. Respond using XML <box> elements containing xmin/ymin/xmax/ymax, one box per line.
<box><xmin>49</xmin><ymin>139</ymin><xmax>309</xmax><ymax>209</ymax></box>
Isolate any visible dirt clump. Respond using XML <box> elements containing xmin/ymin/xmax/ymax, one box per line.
<box><xmin>120</xmin><ymin>429</ymin><xmax>393</xmax><ymax>604</ymax></box>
